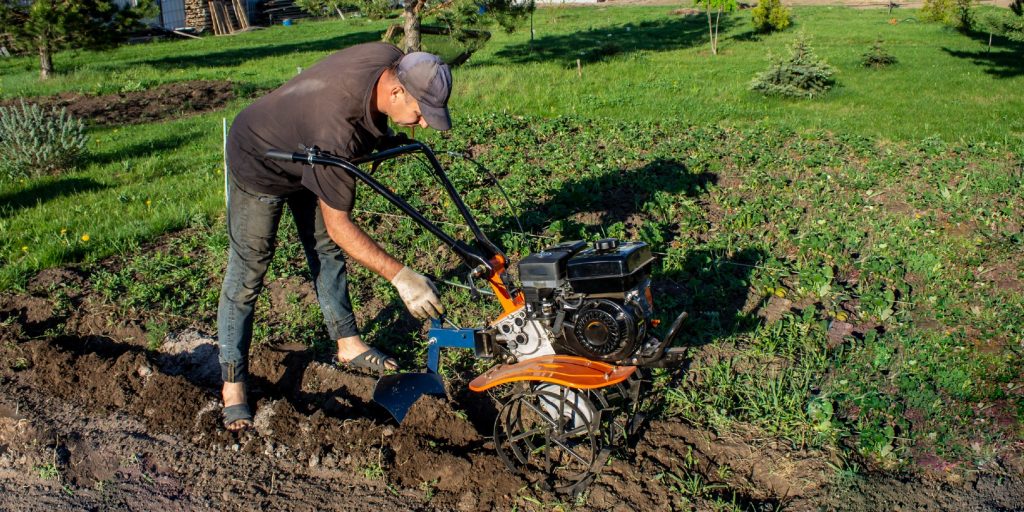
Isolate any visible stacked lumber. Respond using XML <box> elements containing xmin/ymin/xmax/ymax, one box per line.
<box><xmin>207</xmin><ymin>0</ymin><xmax>250</xmax><ymax>35</ymax></box>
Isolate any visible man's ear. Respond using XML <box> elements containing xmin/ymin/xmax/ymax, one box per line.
<box><xmin>389</xmin><ymin>84</ymin><xmax>406</xmax><ymax>103</ymax></box>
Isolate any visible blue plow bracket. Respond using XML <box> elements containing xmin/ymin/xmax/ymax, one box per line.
<box><xmin>372</xmin><ymin>319</ymin><xmax>480</xmax><ymax>423</ymax></box>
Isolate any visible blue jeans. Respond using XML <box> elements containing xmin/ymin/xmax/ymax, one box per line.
<box><xmin>217</xmin><ymin>178</ymin><xmax>358</xmax><ymax>383</ymax></box>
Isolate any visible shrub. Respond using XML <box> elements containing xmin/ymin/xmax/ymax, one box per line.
<box><xmin>0</xmin><ymin>101</ymin><xmax>88</xmax><ymax>180</ymax></box>
<box><xmin>750</xmin><ymin>34</ymin><xmax>835</xmax><ymax>98</ymax></box>
<box><xmin>751</xmin><ymin>0</ymin><xmax>792</xmax><ymax>33</ymax></box>
<box><xmin>920</xmin><ymin>0</ymin><xmax>976</xmax><ymax>30</ymax></box>
<box><xmin>862</xmin><ymin>39</ymin><xmax>897</xmax><ymax>68</ymax></box>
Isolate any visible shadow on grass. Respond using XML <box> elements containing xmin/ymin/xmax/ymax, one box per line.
<box><xmin>133</xmin><ymin>30</ymin><xmax>382</xmax><ymax>70</ymax></box>
<box><xmin>942</xmin><ymin>31</ymin><xmax>1024</xmax><ymax>78</ymax></box>
<box><xmin>482</xmin><ymin>16</ymin><xmax>736</xmax><ymax>67</ymax></box>
<box><xmin>86</xmin><ymin>128</ymin><xmax>208</xmax><ymax>167</ymax></box>
<box><xmin>0</xmin><ymin>177</ymin><xmax>109</xmax><ymax>218</ymax></box>
<box><xmin>512</xmin><ymin>158</ymin><xmax>714</xmax><ymax>232</ymax></box>
<box><xmin>656</xmin><ymin>247</ymin><xmax>767</xmax><ymax>348</ymax></box>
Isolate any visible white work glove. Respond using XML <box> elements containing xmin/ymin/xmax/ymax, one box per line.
<box><xmin>390</xmin><ymin>266</ymin><xmax>444</xmax><ymax>320</ymax></box>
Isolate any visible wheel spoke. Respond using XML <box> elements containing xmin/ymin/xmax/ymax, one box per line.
<box><xmin>508</xmin><ymin>426</ymin><xmax>546</xmax><ymax>443</ymax></box>
<box><xmin>520</xmin><ymin>397</ymin><xmax>559</xmax><ymax>427</ymax></box>
<box><xmin>562</xmin><ymin>424</ymin><xmax>592</xmax><ymax>438</ymax></box>
<box><xmin>550</xmin><ymin>437</ymin><xmax>593</xmax><ymax>465</ymax></box>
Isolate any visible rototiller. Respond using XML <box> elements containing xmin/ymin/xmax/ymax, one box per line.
<box><xmin>266</xmin><ymin>141</ymin><xmax>688</xmax><ymax>493</ymax></box>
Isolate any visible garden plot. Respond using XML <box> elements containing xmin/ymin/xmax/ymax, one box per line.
<box><xmin>2</xmin><ymin>110</ymin><xmax>1023</xmax><ymax>509</ymax></box>
<box><xmin>1</xmin><ymin>269</ymin><xmax>1021</xmax><ymax>510</ymax></box>
<box><xmin>2</xmin><ymin>5</ymin><xmax>1023</xmax><ymax>509</ymax></box>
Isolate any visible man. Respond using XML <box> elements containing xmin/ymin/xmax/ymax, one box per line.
<box><xmin>219</xmin><ymin>42</ymin><xmax>451</xmax><ymax>431</ymax></box>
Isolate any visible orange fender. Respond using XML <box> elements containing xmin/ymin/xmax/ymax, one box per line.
<box><xmin>468</xmin><ymin>355</ymin><xmax>637</xmax><ymax>392</ymax></box>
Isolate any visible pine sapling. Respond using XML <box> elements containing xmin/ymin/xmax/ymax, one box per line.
<box><xmin>862</xmin><ymin>39</ymin><xmax>898</xmax><ymax>68</ymax></box>
<box><xmin>750</xmin><ymin>34</ymin><xmax>836</xmax><ymax>98</ymax></box>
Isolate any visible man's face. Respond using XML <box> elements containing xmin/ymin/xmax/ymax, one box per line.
<box><xmin>389</xmin><ymin>88</ymin><xmax>428</xmax><ymax>129</ymax></box>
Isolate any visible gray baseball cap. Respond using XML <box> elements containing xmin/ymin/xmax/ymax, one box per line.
<box><xmin>395</xmin><ymin>52</ymin><xmax>452</xmax><ymax>131</ymax></box>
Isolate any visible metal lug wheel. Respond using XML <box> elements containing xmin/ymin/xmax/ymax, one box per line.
<box><xmin>493</xmin><ymin>383</ymin><xmax>603</xmax><ymax>492</ymax></box>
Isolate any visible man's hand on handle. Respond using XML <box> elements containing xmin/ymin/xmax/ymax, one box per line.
<box><xmin>390</xmin><ymin>266</ymin><xmax>444</xmax><ymax>320</ymax></box>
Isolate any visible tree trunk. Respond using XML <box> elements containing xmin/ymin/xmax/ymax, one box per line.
<box><xmin>39</xmin><ymin>45</ymin><xmax>53</xmax><ymax>80</ymax></box>
<box><xmin>403</xmin><ymin>1</ymin><xmax>421</xmax><ymax>53</ymax></box>
<box><xmin>705</xmin><ymin>7</ymin><xmax>716</xmax><ymax>55</ymax></box>
<box><xmin>714</xmin><ymin>6</ymin><xmax>722</xmax><ymax>55</ymax></box>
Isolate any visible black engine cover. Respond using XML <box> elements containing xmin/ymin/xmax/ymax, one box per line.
<box><xmin>559</xmin><ymin>299</ymin><xmax>645</xmax><ymax>362</ymax></box>
<box><xmin>566</xmin><ymin>241</ymin><xmax>654</xmax><ymax>294</ymax></box>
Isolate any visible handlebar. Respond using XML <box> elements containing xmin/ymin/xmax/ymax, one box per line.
<box><xmin>264</xmin><ymin>143</ymin><xmax>508</xmax><ymax>283</ymax></box>
<box><xmin>264</xmin><ymin>149</ymin><xmax>304</xmax><ymax>163</ymax></box>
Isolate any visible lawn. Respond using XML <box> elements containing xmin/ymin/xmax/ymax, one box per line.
<box><xmin>1</xmin><ymin>3</ymin><xmax>1023</xmax><ymax>483</ymax></box>
<box><xmin>3</xmin><ymin>6</ymin><xmax>1023</xmax><ymax>288</ymax></box>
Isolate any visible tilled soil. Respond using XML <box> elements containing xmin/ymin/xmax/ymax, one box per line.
<box><xmin>0</xmin><ymin>80</ymin><xmax>239</xmax><ymax>126</ymax></box>
<box><xmin>2</xmin><ymin>263</ymin><xmax>1023</xmax><ymax>511</ymax></box>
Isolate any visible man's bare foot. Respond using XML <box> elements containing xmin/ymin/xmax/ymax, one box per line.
<box><xmin>336</xmin><ymin>335</ymin><xmax>398</xmax><ymax>371</ymax></box>
<box><xmin>222</xmin><ymin>381</ymin><xmax>253</xmax><ymax>431</ymax></box>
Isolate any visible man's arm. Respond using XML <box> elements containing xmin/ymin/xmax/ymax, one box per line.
<box><xmin>320</xmin><ymin>199</ymin><xmax>444</xmax><ymax>320</ymax></box>
<box><xmin>320</xmin><ymin>200</ymin><xmax>403</xmax><ymax>280</ymax></box>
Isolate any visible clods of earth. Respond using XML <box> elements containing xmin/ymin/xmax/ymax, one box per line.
<box><xmin>2</xmin><ymin>263</ymin><xmax>1022</xmax><ymax>511</ymax></box>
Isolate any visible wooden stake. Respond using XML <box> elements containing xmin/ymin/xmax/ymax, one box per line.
<box><xmin>172</xmin><ymin>30</ymin><xmax>202</xmax><ymax>40</ymax></box>
<box><xmin>210</xmin><ymin>1</ymin><xmax>228</xmax><ymax>35</ymax></box>
<box><xmin>576</xmin><ymin>58</ymin><xmax>582</xmax><ymax>78</ymax></box>
<box><xmin>233</xmin><ymin>0</ymin><xmax>250</xmax><ymax>30</ymax></box>
<box><xmin>223</xmin><ymin>117</ymin><xmax>229</xmax><ymax>208</ymax></box>
<box><xmin>207</xmin><ymin>1</ymin><xmax>220</xmax><ymax>35</ymax></box>
<box><xmin>219</xmin><ymin>2</ymin><xmax>236</xmax><ymax>33</ymax></box>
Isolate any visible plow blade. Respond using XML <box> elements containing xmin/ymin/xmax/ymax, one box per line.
<box><xmin>373</xmin><ymin>372</ymin><xmax>447</xmax><ymax>424</ymax></box>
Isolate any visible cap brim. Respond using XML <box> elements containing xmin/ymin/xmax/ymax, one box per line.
<box><xmin>421</xmin><ymin>104</ymin><xmax>451</xmax><ymax>131</ymax></box>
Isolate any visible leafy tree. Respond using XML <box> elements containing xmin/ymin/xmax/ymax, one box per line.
<box><xmin>920</xmin><ymin>0</ymin><xmax>976</xmax><ymax>31</ymax></box>
<box><xmin>0</xmin><ymin>0</ymin><xmax>150</xmax><ymax>80</ymax></box>
<box><xmin>751</xmin><ymin>0</ymin><xmax>791</xmax><ymax>34</ymax></box>
<box><xmin>298</xmin><ymin>0</ymin><xmax>532</xmax><ymax>53</ymax></box>
<box><xmin>403</xmin><ymin>0</ymin><xmax>534</xmax><ymax>53</ymax></box>
<box><xmin>694</xmin><ymin>0</ymin><xmax>737</xmax><ymax>56</ymax></box>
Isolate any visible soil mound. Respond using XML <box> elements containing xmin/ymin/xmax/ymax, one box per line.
<box><xmin>0</xmin><ymin>80</ymin><xmax>238</xmax><ymax>126</ymax></box>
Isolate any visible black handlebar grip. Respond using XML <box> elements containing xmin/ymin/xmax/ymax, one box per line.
<box><xmin>265</xmin><ymin>149</ymin><xmax>301</xmax><ymax>163</ymax></box>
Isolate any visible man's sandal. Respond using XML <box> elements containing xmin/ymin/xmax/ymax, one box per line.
<box><xmin>337</xmin><ymin>347</ymin><xmax>398</xmax><ymax>375</ymax></box>
<box><xmin>223</xmin><ymin>403</ymin><xmax>254</xmax><ymax>432</ymax></box>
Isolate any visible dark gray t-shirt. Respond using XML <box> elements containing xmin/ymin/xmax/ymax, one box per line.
<box><xmin>226</xmin><ymin>42</ymin><xmax>403</xmax><ymax>212</ymax></box>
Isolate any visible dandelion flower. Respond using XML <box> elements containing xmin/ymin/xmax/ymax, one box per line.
<box><xmin>146</xmin><ymin>199</ymin><xmax>152</xmax><ymax>207</ymax></box>
<box><xmin>21</xmin><ymin>246</ymin><xmax>28</xmax><ymax>252</ymax></box>
<box><xmin>60</xmin><ymin>228</ymin><xmax>67</xmax><ymax>236</ymax></box>
<box><xmin>81</xmin><ymin>234</ymin><xmax>90</xmax><ymax>242</ymax></box>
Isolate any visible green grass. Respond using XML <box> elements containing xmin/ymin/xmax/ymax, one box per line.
<box><xmin>0</xmin><ymin>4</ymin><xmax>1022</xmax><ymax>479</ymax></box>
<box><xmin>1</xmin><ymin>112</ymin><xmax>228</xmax><ymax>287</ymax></box>
<box><xmin>2</xmin><ymin>7</ymin><xmax>1022</xmax><ymax>288</ymax></box>
<box><xmin>1</xmin><ymin>6</ymin><xmax>1021</xmax><ymax>141</ymax></box>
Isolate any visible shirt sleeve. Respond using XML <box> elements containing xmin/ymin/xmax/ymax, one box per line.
<box><xmin>301</xmin><ymin>165</ymin><xmax>357</xmax><ymax>212</ymax></box>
